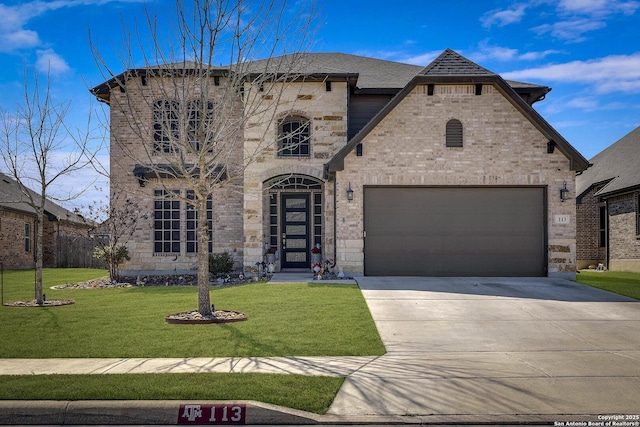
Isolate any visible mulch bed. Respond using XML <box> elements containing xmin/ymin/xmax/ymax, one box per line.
<box><xmin>3</xmin><ymin>299</ymin><xmax>75</xmax><ymax>307</ymax></box>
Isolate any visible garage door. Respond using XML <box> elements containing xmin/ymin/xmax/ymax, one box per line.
<box><xmin>364</xmin><ymin>187</ymin><xmax>546</xmax><ymax>276</ymax></box>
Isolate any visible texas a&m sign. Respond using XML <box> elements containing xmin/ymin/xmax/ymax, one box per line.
<box><xmin>178</xmin><ymin>404</ymin><xmax>246</xmax><ymax>425</ymax></box>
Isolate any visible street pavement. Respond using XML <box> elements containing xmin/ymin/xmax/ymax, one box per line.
<box><xmin>1</xmin><ymin>275</ymin><xmax>639</xmax><ymax>425</ymax></box>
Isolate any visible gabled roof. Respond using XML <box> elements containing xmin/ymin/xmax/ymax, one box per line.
<box><xmin>420</xmin><ymin>48</ymin><xmax>495</xmax><ymax>76</ymax></box>
<box><xmin>0</xmin><ymin>172</ymin><xmax>88</xmax><ymax>225</ymax></box>
<box><xmin>576</xmin><ymin>125</ymin><xmax>640</xmax><ymax>198</ymax></box>
<box><xmin>326</xmin><ymin>48</ymin><xmax>589</xmax><ymax>174</ymax></box>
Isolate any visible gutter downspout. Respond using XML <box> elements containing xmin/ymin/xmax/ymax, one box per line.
<box><xmin>332</xmin><ymin>178</ymin><xmax>337</xmax><ymax>269</ymax></box>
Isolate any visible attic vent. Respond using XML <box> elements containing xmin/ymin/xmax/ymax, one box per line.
<box><xmin>427</xmin><ymin>84</ymin><xmax>435</xmax><ymax>96</ymax></box>
<box><xmin>446</xmin><ymin>119</ymin><xmax>463</xmax><ymax>148</ymax></box>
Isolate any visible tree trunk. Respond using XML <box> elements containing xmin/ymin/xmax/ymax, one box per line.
<box><xmin>197</xmin><ymin>198</ymin><xmax>212</xmax><ymax>316</ymax></box>
<box><xmin>35</xmin><ymin>199</ymin><xmax>44</xmax><ymax>305</ymax></box>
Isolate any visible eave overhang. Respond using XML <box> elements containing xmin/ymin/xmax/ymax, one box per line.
<box><xmin>132</xmin><ymin>163</ymin><xmax>227</xmax><ymax>187</ymax></box>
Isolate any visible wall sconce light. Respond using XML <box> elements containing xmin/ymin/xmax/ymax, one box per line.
<box><xmin>347</xmin><ymin>182</ymin><xmax>354</xmax><ymax>201</ymax></box>
<box><xmin>547</xmin><ymin>140</ymin><xmax>556</xmax><ymax>153</ymax></box>
<box><xmin>560</xmin><ymin>181</ymin><xmax>569</xmax><ymax>202</ymax></box>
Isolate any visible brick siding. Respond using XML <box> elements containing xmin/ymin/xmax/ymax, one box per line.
<box><xmin>608</xmin><ymin>191</ymin><xmax>640</xmax><ymax>270</ymax></box>
<box><xmin>576</xmin><ymin>185</ymin><xmax>606</xmax><ymax>268</ymax></box>
<box><xmin>335</xmin><ymin>83</ymin><xmax>577</xmax><ymax>277</ymax></box>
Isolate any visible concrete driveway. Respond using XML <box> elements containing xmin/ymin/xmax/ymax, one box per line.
<box><xmin>328</xmin><ymin>277</ymin><xmax>640</xmax><ymax>424</ymax></box>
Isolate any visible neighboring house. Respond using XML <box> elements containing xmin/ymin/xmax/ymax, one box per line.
<box><xmin>0</xmin><ymin>172</ymin><xmax>94</xmax><ymax>269</ymax></box>
<box><xmin>91</xmin><ymin>49</ymin><xmax>588</xmax><ymax>279</ymax></box>
<box><xmin>576</xmin><ymin>126</ymin><xmax>640</xmax><ymax>272</ymax></box>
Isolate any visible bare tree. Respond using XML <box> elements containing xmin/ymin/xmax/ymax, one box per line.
<box><xmin>0</xmin><ymin>69</ymin><xmax>99</xmax><ymax>305</ymax></box>
<box><xmin>86</xmin><ymin>192</ymin><xmax>147</xmax><ymax>282</ymax></box>
<box><xmin>91</xmin><ymin>0</ymin><xmax>317</xmax><ymax>316</ymax></box>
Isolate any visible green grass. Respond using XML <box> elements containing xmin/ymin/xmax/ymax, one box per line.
<box><xmin>0</xmin><ymin>373</ymin><xmax>344</xmax><ymax>414</ymax></box>
<box><xmin>576</xmin><ymin>270</ymin><xmax>640</xmax><ymax>300</ymax></box>
<box><xmin>0</xmin><ymin>269</ymin><xmax>384</xmax><ymax>358</ymax></box>
<box><xmin>0</xmin><ymin>268</ymin><xmax>382</xmax><ymax>412</ymax></box>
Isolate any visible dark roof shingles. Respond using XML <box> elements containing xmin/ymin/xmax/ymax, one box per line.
<box><xmin>576</xmin><ymin>126</ymin><xmax>640</xmax><ymax>197</ymax></box>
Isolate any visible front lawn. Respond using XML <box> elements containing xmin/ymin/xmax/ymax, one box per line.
<box><xmin>0</xmin><ymin>269</ymin><xmax>385</xmax><ymax>357</ymax></box>
<box><xmin>576</xmin><ymin>270</ymin><xmax>640</xmax><ymax>300</ymax></box>
<box><xmin>0</xmin><ymin>268</ymin><xmax>382</xmax><ymax>412</ymax></box>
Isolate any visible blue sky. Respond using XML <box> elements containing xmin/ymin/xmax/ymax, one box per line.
<box><xmin>1</xmin><ymin>0</ymin><xmax>639</xmax><ymax>212</ymax></box>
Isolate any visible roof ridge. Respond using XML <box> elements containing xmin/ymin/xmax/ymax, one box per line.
<box><xmin>420</xmin><ymin>48</ymin><xmax>496</xmax><ymax>76</ymax></box>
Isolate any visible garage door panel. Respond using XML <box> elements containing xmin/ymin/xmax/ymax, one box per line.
<box><xmin>364</xmin><ymin>187</ymin><xmax>545</xmax><ymax>276</ymax></box>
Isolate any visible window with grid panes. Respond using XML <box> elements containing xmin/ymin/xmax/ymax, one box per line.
<box><xmin>154</xmin><ymin>190</ymin><xmax>181</xmax><ymax>253</ymax></box>
<box><xmin>313</xmin><ymin>193</ymin><xmax>322</xmax><ymax>247</ymax></box>
<box><xmin>153</xmin><ymin>100</ymin><xmax>180</xmax><ymax>153</ymax></box>
<box><xmin>187</xmin><ymin>100</ymin><xmax>214</xmax><ymax>153</ymax></box>
<box><xmin>277</xmin><ymin>116</ymin><xmax>310</xmax><ymax>157</ymax></box>
<box><xmin>24</xmin><ymin>223</ymin><xmax>31</xmax><ymax>252</ymax></box>
<box><xmin>186</xmin><ymin>190</ymin><xmax>213</xmax><ymax>253</ymax></box>
<box><xmin>599</xmin><ymin>206</ymin><xmax>607</xmax><ymax>247</ymax></box>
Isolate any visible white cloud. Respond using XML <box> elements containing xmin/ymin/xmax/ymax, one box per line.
<box><xmin>481</xmin><ymin>4</ymin><xmax>528</xmax><ymax>27</ymax></box>
<box><xmin>519</xmin><ymin>49</ymin><xmax>562</xmax><ymax>60</ymax></box>
<box><xmin>531</xmin><ymin>19</ymin><xmax>607</xmax><ymax>42</ymax></box>
<box><xmin>0</xmin><ymin>0</ymin><xmax>143</xmax><ymax>52</ymax></box>
<box><xmin>0</xmin><ymin>29</ymin><xmax>41</xmax><ymax>51</ymax></box>
<box><xmin>502</xmin><ymin>53</ymin><xmax>640</xmax><ymax>94</ymax></box>
<box><xmin>482</xmin><ymin>0</ymin><xmax>638</xmax><ymax>42</ymax></box>
<box><xmin>557</xmin><ymin>0</ymin><xmax>640</xmax><ymax>16</ymax></box>
<box><xmin>471</xmin><ymin>41</ymin><xmax>561</xmax><ymax>62</ymax></box>
<box><xmin>397</xmin><ymin>51</ymin><xmax>442</xmax><ymax>66</ymax></box>
<box><xmin>36</xmin><ymin>49</ymin><xmax>71</xmax><ymax>75</ymax></box>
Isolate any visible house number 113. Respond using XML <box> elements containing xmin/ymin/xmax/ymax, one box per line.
<box><xmin>178</xmin><ymin>403</ymin><xmax>246</xmax><ymax>424</ymax></box>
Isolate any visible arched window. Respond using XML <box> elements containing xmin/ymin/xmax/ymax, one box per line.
<box><xmin>277</xmin><ymin>115</ymin><xmax>310</xmax><ymax>157</ymax></box>
<box><xmin>446</xmin><ymin>119</ymin><xmax>463</xmax><ymax>148</ymax></box>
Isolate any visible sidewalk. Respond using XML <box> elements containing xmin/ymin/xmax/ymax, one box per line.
<box><xmin>0</xmin><ymin>356</ymin><xmax>375</xmax><ymax>376</ymax></box>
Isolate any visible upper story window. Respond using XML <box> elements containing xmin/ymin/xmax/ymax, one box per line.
<box><xmin>187</xmin><ymin>100</ymin><xmax>214</xmax><ymax>153</ymax></box>
<box><xmin>277</xmin><ymin>115</ymin><xmax>310</xmax><ymax>158</ymax></box>
<box><xmin>153</xmin><ymin>99</ymin><xmax>214</xmax><ymax>154</ymax></box>
<box><xmin>153</xmin><ymin>100</ymin><xmax>180</xmax><ymax>153</ymax></box>
<box><xmin>446</xmin><ymin>119</ymin><xmax>463</xmax><ymax>148</ymax></box>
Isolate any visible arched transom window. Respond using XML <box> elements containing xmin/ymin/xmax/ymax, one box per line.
<box><xmin>277</xmin><ymin>115</ymin><xmax>310</xmax><ymax>157</ymax></box>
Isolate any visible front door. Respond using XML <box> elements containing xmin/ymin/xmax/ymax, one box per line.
<box><xmin>281</xmin><ymin>194</ymin><xmax>310</xmax><ymax>269</ymax></box>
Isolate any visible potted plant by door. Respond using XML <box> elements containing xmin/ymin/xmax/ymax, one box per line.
<box><xmin>266</xmin><ymin>247</ymin><xmax>277</xmax><ymax>264</ymax></box>
<box><xmin>311</xmin><ymin>244</ymin><xmax>321</xmax><ymax>265</ymax></box>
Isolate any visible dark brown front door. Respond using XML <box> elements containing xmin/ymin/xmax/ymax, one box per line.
<box><xmin>281</xmin><ymin>194</ymin><xmax>310</xmax><ymax>269</ymax></box>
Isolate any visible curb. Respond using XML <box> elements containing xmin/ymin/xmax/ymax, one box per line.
<box><xmin>0</xmin><ymin>400</ymin><xmax>569</xmax><ymax>425</ymax></box>
<box><xmin>0</xmin><ymin>400</ymin><xmax>322</xmax><ymax>425</ymax></box>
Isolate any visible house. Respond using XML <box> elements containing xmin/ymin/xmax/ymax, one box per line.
<box><xmin>0</xmin><ymin>172</ymin><xmax>95</xmax><ymax>269</ymax></box>
<box><xmin>576</xmin><ymin>126</ymin><xmax>640</xmax><ymax>272</ymax></box>
<box><xmin>91</xmin><ymin>49</ymin><xmax>588</xmax><ymax>279</ymax></box>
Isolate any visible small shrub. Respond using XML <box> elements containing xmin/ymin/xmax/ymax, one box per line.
<box><xmin>209</xmin><ymin>251</ymin><xmax>235</xmax><ymax>277</ymax></box>
<box><xmin>93</xmin><ymin>245</ymin><xmax>131</xmax><ymax>281</ymax></box>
